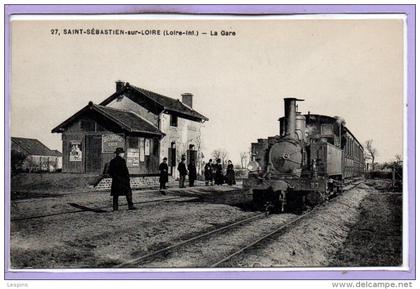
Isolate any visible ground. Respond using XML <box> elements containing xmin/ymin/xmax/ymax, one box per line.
<box><xmin>330</xmin><ymin>182</ymin><xmax>402</xmax><ymax>266</ymax></box>
<box><xmin>11</xmin><ymin>173</ymin><xmax>98</xmax><ymax>200</ymax></box>
<box><xmin>10</xmin><ymin>176</ymin><xmax>402</xmax><ymax>268</ymax></box>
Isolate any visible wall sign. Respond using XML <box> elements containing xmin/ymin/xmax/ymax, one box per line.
<box><xmin>69</xmin><ymin>141</ymin><xmax>82</xmax><ymax>162</ymax></box>
<box><xmin>127</xmin><ymin>148</ymin><xmax>140</xmax><ymax>167</ymax></box>
<box><xmin>102</xmin><ymin>134</ymin><xmax>124</xmax><ymax>153</ymax></box>
<box><xmin>139</xmin><ymin>138</ymin><xmax>145</xmax><ymax>162</ymax></box>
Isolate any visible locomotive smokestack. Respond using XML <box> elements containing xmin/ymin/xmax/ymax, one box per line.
<box><xmin>284</xmin><ymin>97</ymin><xmax>304</xmax><ymax>139</ymax></box>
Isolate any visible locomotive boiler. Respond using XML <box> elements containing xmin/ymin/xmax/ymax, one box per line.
<box><xmin>244</xmin><ymin>98</ymin><xmax>364</xmax><ymax>212</ymax></box>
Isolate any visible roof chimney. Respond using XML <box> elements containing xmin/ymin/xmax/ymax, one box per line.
<box><xmin>116</xmin><ymin>80</ymin><xmax>125</xmax><ymax>92</ymax></box>
<box><xmin>181</xmin><ymin>93</ymin><xmax>193</xmax><ymax>108</ymax></box>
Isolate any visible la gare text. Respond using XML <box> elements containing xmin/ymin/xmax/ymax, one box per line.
<box><xmin>51</xmin><ymin>28</ymin><xmax>237</xmax><ymax>37</ymax></box>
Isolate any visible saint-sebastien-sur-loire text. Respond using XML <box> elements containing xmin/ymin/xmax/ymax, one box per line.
<box><xmin>51</xmin><ymin>28</ymin><xmax>236</xmax><ymax>37</ymax></box>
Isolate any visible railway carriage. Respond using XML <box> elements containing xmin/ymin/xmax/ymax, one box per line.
<box><xmin>244</xmin><ymin>98</ymin><xmax>364</xmax><ymax>212</ymax></box>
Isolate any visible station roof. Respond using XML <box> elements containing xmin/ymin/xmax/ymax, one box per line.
<box><xmin>100</xmin><ymin>83</ymin><xmax>209</xmax><ymax>122</ymax></box>
<box><xmin>51</xmin><ymin>102</ymin><xmax>164</xmax><ymax>136</ymax></box>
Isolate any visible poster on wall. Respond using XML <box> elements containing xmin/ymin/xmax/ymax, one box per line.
<box><xmin>127</xmin><ymin>148</ymin><xmax>140</xmax><ymax>167</ymax></box>
<box><xmin>69</xmin><ymin>141</ymin><xmax>82</xmax><ymax>162</ymax></box>
<box><xmin>145</xmin><ymin>139</ymin><xmax>150</xmax><ymax>156</ymax></box>
<box><xmin>139</xmin><ymin>138</ymin><xmax>145</xmax><ymax>162</ymax></box>
<box><xmin>102</xmin><ymin>134</ymin><xmax>124</xmax><ymax>153</ymax></box>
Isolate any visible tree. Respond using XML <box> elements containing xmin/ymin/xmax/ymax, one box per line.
<box><xmin>365</xmin><ymin>139</ymin><xmax>378</xmax><ymax>170</ymax></box>
<box><xmin>240</xmin><ymin>152</ymin><xmax>248</xmax><ymax>169</ymax></box>
<box><xmin>192</xmin><ymin>131</ymin><xmax>204</xmax><ymax>175</ymax></box>
<box><xmin>175</xmin><ymin>142</ymin><xmax>188</xmax><ymax>164</ymax></box>
<box><xmin>11</xmin><ymin>150</ymin><xmax>27</xmax><ymax>175</ymax></box>
<box><xmin>212</xmin><ymin>149</ymin><xmax>229</xmax><ymax>168</ymax></box>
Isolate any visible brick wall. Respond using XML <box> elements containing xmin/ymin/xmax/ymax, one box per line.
<box><xmin>94</xmin><ymin>176</ymin><xmax>160</xmax><ymax>191</ymax></box>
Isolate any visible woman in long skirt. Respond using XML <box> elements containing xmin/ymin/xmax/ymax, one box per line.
<box><xmin>225</xmin><ymin>160</ymin><xmax>236</xmax><ymax>186</ymax></box>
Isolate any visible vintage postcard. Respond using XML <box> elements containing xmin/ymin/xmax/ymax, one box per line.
<box><xmin>3</xmin><ymin>4</ymin><xmax>415</xmax><ymax>283</ymax></box>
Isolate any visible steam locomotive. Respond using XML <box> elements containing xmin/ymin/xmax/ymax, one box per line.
<box><xmin>244</xmin><ymin>98</ymin><xmax>364</xmax><ymax>212</ymax></box>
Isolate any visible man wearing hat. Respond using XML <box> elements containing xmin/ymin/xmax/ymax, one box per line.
<box><xmin>159</xmin><ymin>157</ymin><xmax>169</xmax><ymax>194</ymax></box>
<box><xmin>108</xmin><ymin>147</ymin><xmax>136</xmax><ymax>211</ymax></box>
<box><xmin>177</xmin><ymin>155</ymin><xmax>188</xmax><ymax>188</ymax></box>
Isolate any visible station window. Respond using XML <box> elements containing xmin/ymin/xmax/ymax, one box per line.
<box><xmin>170</xmin><ymin>114</ymin><xmax>178</xmax><ymax>127</ymax></box>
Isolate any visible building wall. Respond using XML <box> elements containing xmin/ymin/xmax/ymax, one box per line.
<box><xmin>21</xmin><ymin>155</ymin><xmax>62</xmax><ymax>172</ymax></box>
<box><xmin>56</xmin><ymin>157</ymin><xmax>63</xmax><ymax>170</ymax></box>
<box><xmin>61</xmin><ymin>118</ymin><xmax>159</xmax><ymax>175</ymax></box>
<box><xmin>107</xmin><ymin>95</ymin><xmax>159</xmax><ymax>126</ymax></box>
<box><xmin>159</xmin><ymin>112</ymin><xmax>203</xmax><ymax>178</ymax></box>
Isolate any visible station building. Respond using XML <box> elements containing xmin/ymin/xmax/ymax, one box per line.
<box><xmin>52</xmin><ymin>81</ymin><xmax>208</xmax><ymax>180</ymax></box>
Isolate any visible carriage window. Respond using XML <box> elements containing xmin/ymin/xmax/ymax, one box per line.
<box><xmin>345</xmin><ymin>138</ymin><xmax>349</xmax><ymax>155</ymax></box>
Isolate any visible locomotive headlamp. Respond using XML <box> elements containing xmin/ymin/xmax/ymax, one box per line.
<box><xmin>247</xmin><ymin>161</ymin><xmax>260</xmax><ymax>172</ymax></box>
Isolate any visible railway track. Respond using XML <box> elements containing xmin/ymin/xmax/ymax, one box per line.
<box><xmin>114</xmin><ymin>211</ymin><xmax>268</xmax><ymax>268</ymax></box>
<box><xmin>211</xmin><ymin>180</ymin><xmax>364</xmax><ymax>267</ymax></box>
<box><xmin>210</xmin><ymin>210</ymin><xmax>310</xmax><ymax>267</ymax></box>
<box><xmin>114</xmin><ymin>180</ymin><xmax>364</xmax><ymax>268</ymax></box>
<box><xmin>11</xmin><ymin>196</ymin><xmax>198</xmax><ymax>222</ymax></box>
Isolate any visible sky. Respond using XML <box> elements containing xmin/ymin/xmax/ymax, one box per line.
<box><xmin>11</xmin><ymin>16</ymin><xmax>404</xmax><ymax>164</ymax></box>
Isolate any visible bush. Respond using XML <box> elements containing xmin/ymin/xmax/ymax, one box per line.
<box><xmin>366</xmin><ymin>171</ymin><xmax>392</xmax><ymax>179</ymax></box>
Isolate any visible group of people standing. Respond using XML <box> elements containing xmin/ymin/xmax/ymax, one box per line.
<box><xmin>107</xmin><ymin>147</ymin><xmax>237</xmax><ymax>211</ymax></box>
<box><xmin>159</xmin><ymin>157</ymin><xmax>236</xmax><ymax>191</ymax></box>
<box><xmin>175</xmin><ymin>156</ymin><xmax>197</xmax><ymax>188</ymax></box>
<box><xmin>204</xmin><ymin>159</ymin><xmax>236</xmax><ymax>186</ymax></box>
<box><xmin>158</xmin><ymin>155</ymin><xmax>198</xmax><ymax>192</ymax></box>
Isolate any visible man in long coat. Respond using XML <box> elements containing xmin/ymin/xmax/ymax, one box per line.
<box><xmin>159</xmin><ymin>157</ymin><xmax>169</xmax><ymax>193</ymax></box>
<box><xmin>177</xmin><ymin>156</ymin><xmax>188</xmax><ymax>188</ymax></box>
<box><xmin>108</xmin><ymin>147</ymin><xmax>136</xmax><ymax>211</ymax></box>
